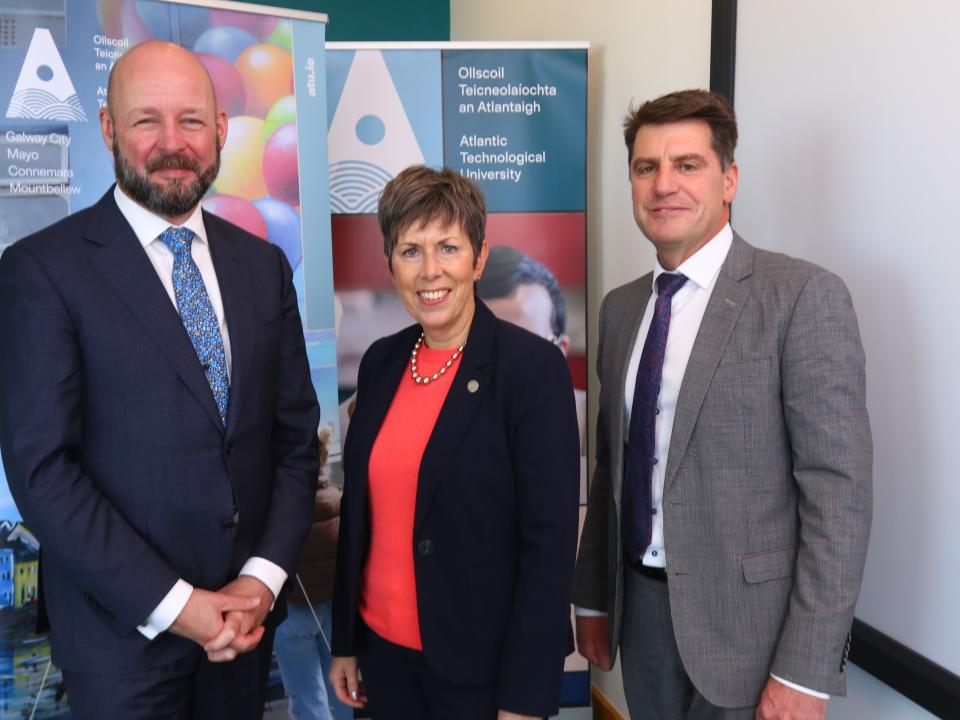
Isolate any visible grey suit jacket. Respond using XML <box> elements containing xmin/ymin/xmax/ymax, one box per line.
<box><xmin>573</xmin><ymin>234</ymin><xmax>872</xmax><ymax>706</ymax></box>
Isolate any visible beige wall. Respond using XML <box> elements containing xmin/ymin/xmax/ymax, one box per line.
<box><xmin>450</xmin><ymin>1</ymin><xmax>712</xmax><ymax>714</ymax></box>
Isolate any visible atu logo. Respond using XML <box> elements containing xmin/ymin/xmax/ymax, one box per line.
<box><xmin>328</xmin><ymin>51</ymin><xmax>424</xmax><ymax>214</ymax></box>
<box><xmin>6</xmin><ymin>28</ymin><xmax>86</xmax><ymax>123</ymax></box>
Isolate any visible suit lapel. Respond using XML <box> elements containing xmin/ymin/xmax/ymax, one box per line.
<box><xmin>85</xmin><ymin>190</ymin><xmax>224</xmax><ymax>433</ymax></box>
<box><xmin>413</xmin><ymin>301</ymin><xmax>496</xmax><ymax>536</ymax></box>
<box><xmin>206</xmin><ymin>212</ymin><xmax>254</xmax><ymax>438</ymax></box>
<box><xmin>610</xmin><ymin>277</ymin><xmax>653</xmax><ymax>511</ymax></box>
<box><xmin>663</xmin><ymin>235</ymin><xmax>754</xmax><ymax>493</ymax></box>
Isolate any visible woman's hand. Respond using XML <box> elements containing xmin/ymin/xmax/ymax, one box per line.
<box><xmin>497</xmin><ymin>712</ymin><xmax>541</xmax><ymax>720</ymax></box>
<box><xmin>329</xmin><ymin>656</ymin><xmax>367</xmax><ymax>708</ymax></box>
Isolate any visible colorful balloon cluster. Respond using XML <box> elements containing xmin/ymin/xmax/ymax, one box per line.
<box><xmin>96</xmin><ymin>1</ymin><xmax>302</xmax><ymax>270</ymax></box>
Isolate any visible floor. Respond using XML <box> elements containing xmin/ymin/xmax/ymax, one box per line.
<box><xmin>263</xmin><ymin>663</ymin><xmax>939</xmax><ymax>719</ymax></box>
<box><xmin>263</xmin><ymin>700</ymin><xmax>593</xmax><ymax>719</ymax></box>
<box><xmin>827</xmin><ymin>664</ymin><xmax>938</xmax><ymax>719</ymax></box>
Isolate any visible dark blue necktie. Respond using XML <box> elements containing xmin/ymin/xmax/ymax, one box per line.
<box><xmin>622</xmin><ymin>272</ymin><xmax>687</xmax><ymax>562</ymax></box>
<box><xmin>160</xmin><ymin>227</ymin><xmax>230</xmax><ymax>426</ymax></box>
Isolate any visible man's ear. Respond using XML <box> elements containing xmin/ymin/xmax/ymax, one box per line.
<box><xmin>99</xmin><ymin>107</ymin><xmax>115</xmax><ymax>152</ymax></box>
<box><xmin>723</xmin><ymin>160</ymin><xmax>739</xmax><ymax>206</ymax></box>
<box><xmin>216</xmin><ymin>108</ymin><xmax>228</xmax><ymax>151</ymax></box>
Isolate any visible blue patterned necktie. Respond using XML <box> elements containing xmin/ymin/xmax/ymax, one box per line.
<box><xmin>159</xmin><ymin>227</ymin><xmax>230</xmax><ymax>426</ymax></box>
<box><xmin>622</xmin><ymin>272</ymin><xmax>688</xmax><ymax>562</ymax></box>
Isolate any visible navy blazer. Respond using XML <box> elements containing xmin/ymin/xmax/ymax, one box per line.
<box><xmin>332</xmin><ymin>300</ymin><xmax>580</xmax><ymax>717</ymax></box>
<box><xmin>0</xmin><ymin>189</ymin><xmax>320</xmax><ymax>672</ymax></box>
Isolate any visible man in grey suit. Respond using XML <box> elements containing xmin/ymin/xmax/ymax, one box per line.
<box><xmin>573</xmin><ymin>89</ymin><xmax>872</xmax><ymax>719</ymax></box>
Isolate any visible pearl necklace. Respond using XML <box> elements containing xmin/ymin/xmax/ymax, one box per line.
<box><xmin>410</xmin><ymin>333</ymin><xmax>464</xmax><ymax>385</ymax></box>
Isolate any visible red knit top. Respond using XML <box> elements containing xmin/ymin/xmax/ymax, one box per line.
<box><xmin>358</xmin><ymin>343</ymin><xmax>462</xmax><ymax>650</ymax></box>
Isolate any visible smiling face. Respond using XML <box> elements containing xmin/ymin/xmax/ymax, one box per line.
<box><xmin>629</xmin><ymin>119</ymin><xmax>738</xmax><ymax>270</ymax></box>
<box><xmin>100</xmin><ymin>41</ymin><xmax>227</xmax><ymax>225</ymax></box>
<box><xmin>390</xmin><ymin>219</ymin><xmax>489</xmax><ymax>349</ymax></box>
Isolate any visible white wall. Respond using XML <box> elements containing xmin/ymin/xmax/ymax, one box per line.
<box><xmin>734</xmin><ymin>0</ymin><xmax>960</xmax><ymax>678</ymax></box>
<box><xmin>450</xmin><ymin>1</ymin><xmax>713</xmax><ymax>714</ymax></box>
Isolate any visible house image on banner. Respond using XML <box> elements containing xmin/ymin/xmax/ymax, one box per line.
<box><xmin>0</xmin><ymin>521</ymin><xmax>40</xmax><ymax>608</ymax></box>
<box><xmin>0</xmin><ymin>546</ymin><xmax>13</xmax><ymax>608</ymax></box>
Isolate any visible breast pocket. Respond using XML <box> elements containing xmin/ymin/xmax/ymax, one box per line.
<box><xmin>711</xmin><ymin>356</ymin><xmax>773</xmax><ymax>385</ymax></box>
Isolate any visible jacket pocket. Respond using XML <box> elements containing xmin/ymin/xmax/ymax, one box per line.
<box><xmin>741</xmin><ymin>546</ymin><xmax>796</xmax><ymax>583</ymax></box>
<box><xmin>712</xmin><ymin>356</ymin><xmax>772</xmax><ymax>382</ymax></box>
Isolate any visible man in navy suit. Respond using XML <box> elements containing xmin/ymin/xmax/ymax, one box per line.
<box><xmin>0</xmin><ymin>41</ymin><xmax>320</xmax><ymax>719</ymax></box>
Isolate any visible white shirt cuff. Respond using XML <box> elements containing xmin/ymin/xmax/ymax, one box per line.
<box><xmin>574</xmin><ymin>606</ymin><xmax>608</xmax><ymax>617</ymax></box>
<box><xmin>138</xmin><ymin>579</ymin><xmax>193</xmax><ymax>640</ymax></box>
<box><xmin>770</xmin><ymin>673</ymin><xmax>830</xmax><ymax>700</ymax></box>
<box><xmin>239</xmin><ymin>556</ymin><xmax>287</xmax><ymax>606</ymax></box>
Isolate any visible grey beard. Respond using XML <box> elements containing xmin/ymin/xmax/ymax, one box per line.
<box><xmin>114</xmin><ymin>146</ymin><xmax>219</xmax><ymax>219</ymax></box>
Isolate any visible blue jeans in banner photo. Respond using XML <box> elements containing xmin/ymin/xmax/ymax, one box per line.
<box><xmin>274</xmin><ymin>602</ymin><xmax>353</xmax><ymax>720</ymax></box>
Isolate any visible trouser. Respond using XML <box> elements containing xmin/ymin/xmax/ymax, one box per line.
<box><xmin>357</xmin><ymin>622</ymin><xmax>501</xmax><ymax>720</ymax></box>
<box><xmin>62</xmin><ymin>627</ymin><xmax>275</xmax><ymax>720</ymax></box>
<box><xmin>620</xmin><ymin>565</ymin><xmax>756</xmax><ymax>720</ymax></box>
<box><xmin>274</xmin><ymin>601</ymin><xmax>352</xmax><ymax>720</ymax></box>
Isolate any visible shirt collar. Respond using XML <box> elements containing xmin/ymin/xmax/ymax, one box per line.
<box><xmin>652</xmin><ymin>223</ymin><xmax>733</xmax><ymax>291</ymax></box>
<box><xmin>113</xmin><ymin>184</ymin><xmax>208</xmax><ymax>249</ymax></box>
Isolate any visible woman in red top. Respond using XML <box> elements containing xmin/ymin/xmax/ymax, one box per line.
<box><xmin>329</xmin><ymin>166</ymin><xmax>580</xmax><ymax>719</ymax></box>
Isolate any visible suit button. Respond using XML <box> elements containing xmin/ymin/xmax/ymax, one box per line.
<box><xmin>417</xmin><ymin>539</ymin><xmax>434</xmax><ymax>556</ymax></box>
<box><xmin>224</xmin><ymin>443</ymin><xmax>235</xmax><ymax>455</ymax></box>
<box><xmin>222</xmin><ymin>519</ymin><xmax>236</xmax><ymax>530</ymax></box>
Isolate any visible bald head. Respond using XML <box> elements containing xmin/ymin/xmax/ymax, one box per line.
<box><xmin>100</xmin><ymin>40</ymin><xmax>226</xmax><ymax>224</ymax></box>
<box><xmin>106</xmin><ymin>41</ymin><xmax>218</xmax><ymax>122</ymax></box>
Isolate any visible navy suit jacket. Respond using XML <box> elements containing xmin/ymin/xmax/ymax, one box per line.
<box><xmin>0</xmin><ymin>189</ymin><xmax>320</xmax><ymax>672</ymax></box>
<box><xmin>332</xmin><ymin>301</ymin><xmax>580</xmax><ymax>717</ymax></box>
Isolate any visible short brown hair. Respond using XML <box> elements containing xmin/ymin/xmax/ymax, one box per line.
<box><xmin>623</xmin><ymin>89</ymin><xmax>738</xmax><ymax>168</ymax></box>
<box><xmin>378</xmin><ymin>166</ymin><xmax>486</xmax><ymax>270</ymax></box>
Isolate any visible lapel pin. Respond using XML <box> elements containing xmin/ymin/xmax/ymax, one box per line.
<box><xmin>724</xmin><ymin>297</ymin><xmax>737</xmax><ymax>306</ymax></box>
<box><xmin>467</xmin><ymin>379</ymin><xmax>480</xmax><ymax>393</ymax></box>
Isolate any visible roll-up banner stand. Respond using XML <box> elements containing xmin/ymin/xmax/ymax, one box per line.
<box><xmin>327</xmin><ymin>41</ymin><xmax>590</xmax><ymax>708</ymax></box>
<box><xmin>0</xmin><ymin>1</ymin><xmax>332</xmax><ymax>716</ymax></box>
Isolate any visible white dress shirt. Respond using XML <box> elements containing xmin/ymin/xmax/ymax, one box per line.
<box><xmin>113</xmin><ymin>187</ymin><xmax>287</xmax><ymax>639</ymax></box>
<box><xmin>623</xmin><ymin>225</ymin><xmax>732</xmax><ymax>570</ymax></box>
<box><xmin>579</xmin><ymin>225</ymin><xmax>827</xmax><ymax>699</ymax></box>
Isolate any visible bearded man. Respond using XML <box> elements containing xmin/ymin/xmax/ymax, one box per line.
<box><xmin>0</xmin><ymin>41</ymin><xmax>320</xmax><ymax>720</ymax></box>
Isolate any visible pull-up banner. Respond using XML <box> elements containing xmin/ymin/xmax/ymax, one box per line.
<box><xmin>326</xmin><ymin>41</ymin><xmax>590</xmax><ymax>706</ymax></box>
<box><xmin>0</xmin><ymin>2</ymin><xmax>332</xmax><ymax>717</ymax></box>
<box><xmin>328</xmin><ymin>41</ymin><xmax>588</xmax><ymax>409</ymax></box>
